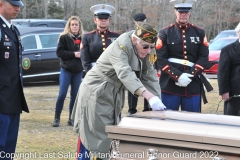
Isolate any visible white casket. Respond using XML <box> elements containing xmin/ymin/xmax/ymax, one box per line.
<box><xmin>106</xmin><ymin>111</ymin><xmax>240</xmax><ymax>160</ymax></box>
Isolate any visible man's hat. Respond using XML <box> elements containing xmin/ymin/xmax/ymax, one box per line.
<box><xmin>134</xmin><ymin>13</ymin><xmax>146</xmax><ymax>22</ymax></box>
<box><xmin>134</xmin><ymin>22</ymin><xmax>157</xmax><ymax>44</ymax></box>
<box><xmin>90</xmin><ymin>4</ymin><xmax>115</xmax><ymax>18</ymax></box>
<box><xmin>170</xmin><ymin>0</ymin><xmax>197</xmax><ymax>12</ymax></box>
<box><xmin>7</xmin><ymin>0</ymin><xmax>24</xmax><ymax>7</ymax></box>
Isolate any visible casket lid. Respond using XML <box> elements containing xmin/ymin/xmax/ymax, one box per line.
<box><xmin>106</xmin><ymin>111</ymin><xmax>240</xmax><ymax>148</ymax></box>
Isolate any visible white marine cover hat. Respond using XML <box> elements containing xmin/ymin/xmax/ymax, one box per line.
<box><xmin>170</xmin><ymin>0</ymin><xmax>197</xmax><ymax>12</ymax></box>
<box><xmin>90</xmin><ymin>4</ymin><xmax>116</xmax><ymax>16</ymax></box>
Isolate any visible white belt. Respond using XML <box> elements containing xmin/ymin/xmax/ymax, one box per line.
<box><xmin>168</xmin><ymin>58</ymin><xmax>194</xmax><ymax>67</ymax></box>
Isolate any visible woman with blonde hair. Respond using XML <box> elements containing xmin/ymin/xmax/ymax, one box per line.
<box><xmin>52</xmin><ymin>16</ymin><xmax>84</xmax><ymax>127</ymax></box>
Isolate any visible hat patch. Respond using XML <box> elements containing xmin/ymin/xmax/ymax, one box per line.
<box><xmin>136</xmin><ymin>29</ymin><xmax>142</xmax><ymax>36</ymax></box>
<box><xmin>143</xmin><ymin>33</ymin><xmax>150</xmax><ymax>38</ymax></box>
<box><xmin>134</xmin><ymin>22</ymin><xmax>158</xmax><ymax>44</ymax></box>
<box><xmin>102</xmin><ymin>5</ymin><xmax>105</xmax><ymax>9</ymax></box>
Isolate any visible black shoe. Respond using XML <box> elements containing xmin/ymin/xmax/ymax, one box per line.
<box><xmin>67</xmin><ymin>119</ymin><xmax>74</xmax><ymax>126</ymax></box>
<box><xmin>52</xmin><ymin>112</ymin><xmax>61</xmax><ymax>127</ymax></box>
<box><xmin>143</xmin><ymin>108</ymin><xmax>152</xmax><ymax>112</ymax></box>
<box><xmin>53</xmin><ymin>119</ymin><xmax>60</xmax><ymax>127</ymax></box>
<box><xmin>127</xmin><ymin>112</ymin><xmax>136</xmax><ymax>116</ymax></box>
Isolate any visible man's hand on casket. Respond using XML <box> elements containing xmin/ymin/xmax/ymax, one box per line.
<box><xmin>148</xmin><ymin>96</ymin><xmax>166</xmax><ymax>111</ymax></box>
<box><xmin>177</xmin><ymin>73</ymin><xmax>193</xmax><ymax>87</ymax></box>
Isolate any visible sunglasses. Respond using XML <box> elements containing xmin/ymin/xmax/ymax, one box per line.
<box><xmin>97</xmin><ymin>15</ymin><xmax>110</xmax><ymax>20</ymax></box>
<box><xmin>141</xmin><ymin>44</ymin><xmax>155</xmax><ymax>49</ymax></box>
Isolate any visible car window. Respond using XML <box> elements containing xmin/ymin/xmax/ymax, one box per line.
<box><xmin>51</xmin><ymin>23</ymin><xmax>66</xmax><ymax>28</ymax></box>
<box><xmin>39</xmin><ymin>33</ymin><xmax>60</xmax><ymax>48</ymax></box>
<box><xmin>209</xmin><ymin>38</ymin><xmax>237</xmax><ymax>50</ymax></box>
<box><xmin>22</xmin><ymin>35</ymin><xmax>37</xmax><ymax>50</ymax></box>
<box><xmin>36</xmin><ymin>24</ymin><xmax>48</xmax><ymax>27</ymax></box>
<box><xmin>14</xmin><ymin>22</ymin><xmax>31</xmax><ymax>27</ymax></box>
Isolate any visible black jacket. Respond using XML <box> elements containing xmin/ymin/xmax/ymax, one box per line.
<box><xmin>80</xmin><ymin>29</ymin><xmax>120</xmax><ymax>73</ymax></box>
<box><xmin>218</xmin><ymin>40</ymin><xmax>240</xmax><ymax>96</ymax></box>
<box><xmin>0</xmin><ymin>18</ymin><xmax>29</xmax><ymax>113</ymax></box>
<box><xmin>57</xmin><ymin>33</ymin><xmax>83</xmax><ymax>72</ymax></box>
<box><xmin>156</xmin><ymin>22</ymin><xmax>209</xmax><ymax>96</ymax></box>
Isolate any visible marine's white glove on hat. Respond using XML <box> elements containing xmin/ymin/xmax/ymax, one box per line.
<box><xmin>148</xmin><ymin>96</ymin><xmax>166</xmax><ymax>111</ymax></box>
<box><xmin>177</xmin><ymin>73</ymin><xmax>193</xmax><ymax>87</ymax></box>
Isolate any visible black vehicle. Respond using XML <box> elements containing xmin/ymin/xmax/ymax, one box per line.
<box><xmin>12</xmin><ymin>19</ymin><xmax>67</xmax><ymax>28</ymax></box>
<box><xmin>19</xmin><ymin>27</ymin><xmax>63</xmax><ymax>83</ymax></box>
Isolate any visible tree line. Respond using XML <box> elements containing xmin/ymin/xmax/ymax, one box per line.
<box><xmin>18</xmin><ymin>0</ymin><xmax>240</xmax><ymax>40</ymax></box>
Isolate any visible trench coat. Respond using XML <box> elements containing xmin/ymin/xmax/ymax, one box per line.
<box><xmin>72</xmin><ymin>31</ymin><xmax>160</xmax><ymax>154</ymax></box>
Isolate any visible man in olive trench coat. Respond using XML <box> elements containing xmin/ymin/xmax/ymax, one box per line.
<box><xmin>72</xmin><ymin>22</ymin><xmax>166</xmax><ymax>160</ymax></box>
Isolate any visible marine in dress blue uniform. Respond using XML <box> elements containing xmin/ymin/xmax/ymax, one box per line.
<box><xmin>80</xmin><ymin>4</ymin><xmax>120</xmax><ymax>73</ymax></box>
<box><xmin>77</xmin><ymin>4</ymin><xmax>119</xmax><ymax>160</ymax></box>
<box><xmin>156</xmin><ymin>0</ymin><xmax>210</xmax><ymax>112</ymax></box>
<box><xmin>0</xmin><ymin>0</ymin><xmax>29</xmax><ymax>159</ymax></box>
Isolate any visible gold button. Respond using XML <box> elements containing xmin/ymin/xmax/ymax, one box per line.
<box><xmin>102</xmin><ymin>39</ymin><xmax>105</xmax><ymax>41</ymax></box>
<box><xmin>172</xmin><ymin>72</ymin><xmax>174</xmax><ymax>75</ymax></box>
<box><xmin>183</xmin><ymin>35</ymin><xmax>185</xmax><ymax>38</ymax></box>
<box><xmin>179</xmin><ymin>25</ymin><xmax>182</xmax><ymax>28</ymax></box>
<box><xmin>195</xmin><ymin>42</ymin><xmax>197</xmax><ymax>44</ymax></box>
<box><xmin>182</xmin><ymin>30</ymin><xmax>185</xmax><ymax>33</ymax></box>
<box><xmin>184</xmin><ymin>40</ymin><xmax>186</xmax><ymax>43</ymax></box>
<box><xmin>195</xmin><ymin>68</ymin><xmax>197</xmax><ymax>70</ymax></box>
<box><xmin>168</xmin><ymin>70</ymin><xmax>170</xmax><ymax>72</ymax></box>
<box><xmin>184</xmin><ymin>51</ymin><xmax>187</xmax><ymax>54</ymax></box>
<box><xmin>172</xmin><ymin>42</ymin><xmax>174</xmax><ymax>44</ymax></box>
<box><xmin>103</xmin><ymin>48</ymin><xmax>106</xmax><ymax>50</ymax></box>
<box><xmin>102</xmin><ymin>43</ymin><xmax>105</xmax><ymax>45</ymax></box>
<box><xmin>7</xmin><ymin>47</ymin><xmax>9</xmax><ymax>49</ymax></box>
<box><xmin>184</xmin><ymin>46</ymin><xmax>187</xmax><ymax>48</ymax></box>
<box><xmin>192</xmin><ymin>72</ymin><xmax>194</xmax><ymax>74</ymax></box>
<box><xmin>101</xmin><ymin>35</ymin><xmax>104</xmax><ymax>37</ymax></box>
<box><xmin>176</xmin><ymin>76</ymin><xmax>178</xmax><ymax>78</ymax></box>
<box><xmin>185</xmin><ymin>56</ymin><xmax>187</xmax><ymax>58</ymax></box>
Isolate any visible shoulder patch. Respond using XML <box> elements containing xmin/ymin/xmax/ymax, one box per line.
<box><xmin>120</xmin><ymin>45</ymin><xmax>126</xmax><ymax>51</ymax></box>
<box><xmin>155</xmin><ymin>37</ymin><xmax>163</xmax><ymax>49</ymax></box>
<box><xmin>203</xmin><ymin>35</ymin><xmax>208</xmax><ymax>47</ymax></box>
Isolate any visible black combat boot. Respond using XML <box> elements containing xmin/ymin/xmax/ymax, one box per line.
<box><xmin>67</xmin><ymin>113</ymin><xmax>74</xmax><ymax>126</ymax></box>
<box><xmin>52</xmin><ymin>112</ymin><xmax>61</xmax><ymax>127</ymax></box>
<box><xmin>67</xmin><ymin>119</ymin><xmax>74</xmax><ymax>126</ymax></box>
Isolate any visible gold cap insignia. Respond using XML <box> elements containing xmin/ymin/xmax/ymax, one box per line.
<box><xmin>136</xmin><ymin>29</ymin><xmax>142</xmax><ymax>36</ymax></box>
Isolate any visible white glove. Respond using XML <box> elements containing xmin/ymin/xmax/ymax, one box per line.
<box><xmin>148</xmin><ymin>96</ymin><xmax>166</xmax><ymax>111</ymax></box>
<box><xmin>177</xmin><ymin>73</ymin><xmax>194</xmax><ymax>87</ymax></box>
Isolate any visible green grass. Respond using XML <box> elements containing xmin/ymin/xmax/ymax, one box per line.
<box><xmin>15</xmin><ymin>79</ymin><xmax>223</xmax><ymax>160</ymax></box>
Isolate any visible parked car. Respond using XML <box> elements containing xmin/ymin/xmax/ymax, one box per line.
<box><xmin>209</xmin><ymin>30</ymin><xmax>237</xmax><ymax>43</ymax></box>
<box><xmin>12</xmin><ymin>19</ymin><xmax>67</xmax><ymax>28</ymax></box>
<box><xmin>204</xmin><ymin>37</ymin><xmax>238</xmax><ymax>74</ymax></box>
<box><xmin>19</xmin><ymin>27</ymin><xmax>63</xmax><ymax>83</ymax></box>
